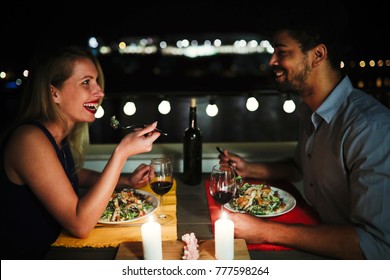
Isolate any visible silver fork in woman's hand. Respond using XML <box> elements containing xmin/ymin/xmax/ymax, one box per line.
<box><xmin>110</xmin><ymin>116</ymin><xmax>168</xmax><ymax>135</ymax></box>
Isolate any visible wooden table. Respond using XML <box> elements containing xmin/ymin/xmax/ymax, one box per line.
<box><xmin>45</xmin><ymin>173</ymin><xmax>329</xmax><ymax>260</ymax></box>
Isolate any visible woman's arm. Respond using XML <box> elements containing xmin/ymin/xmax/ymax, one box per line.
<box><xmin>78</xmin><ymin>163</ymin><xmax>150</xmax><ymax>190</ymax></box>
<box><xmin>6</xmin><ymin>123</ymin><xmax>159</xmax><ymax>238</ymax></box>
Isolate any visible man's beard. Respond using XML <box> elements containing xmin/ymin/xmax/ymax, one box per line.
<box><xmin>274</xmin><ymin>63</ymin><xmax>310</xmax><ymax>98</ymax></box>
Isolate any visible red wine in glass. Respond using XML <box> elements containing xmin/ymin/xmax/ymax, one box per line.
<box><xmin>212</xmin><ymin>190</ymin><xmax>234</xmax><ymax>204</ymax></box>
<box><xmin>150</xmin><ymin>181</ymin><xmax>173</xmax><ymax>195</ymax></box>
<box><xmin>209</xmin><ymin>163</ymin><xmax>236</xmax><ymax>214</ymax></box>
<box><xmin>148</xmin><ymin>158</ymin><xmax>174</xmax><ymax>223</ymax></box>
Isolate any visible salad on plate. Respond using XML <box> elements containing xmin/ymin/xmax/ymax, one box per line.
<box><xmin>226</xmin><ymin>182</ymin><xmax>295</xmax><ymax>217</ymax></box>
<box><xmin>99</xmin><ymin>189</ymin><xmax>158</xmax><ymax>224</ymax></box>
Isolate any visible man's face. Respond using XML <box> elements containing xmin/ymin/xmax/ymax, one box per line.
<box><xmin>268</xmin><ymin>30</ymin><xmax>312</xmax><ymax>96</ymax></box>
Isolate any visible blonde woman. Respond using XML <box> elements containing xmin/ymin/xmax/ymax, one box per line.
<box><xmin>0</xmin><ymin>46</ymin><xmax>161</xmax><ymax>259</ymax></box>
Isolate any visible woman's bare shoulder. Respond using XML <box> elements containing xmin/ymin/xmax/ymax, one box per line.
<box><xmin>4</xmin><ymin>124</ymin><xmax>59</xmax><ymax>185</ymax></box>
<box><xmin>8</xmin><ymin>124</ymin><xmax>52</xmax><ymax>147</ymax></box>
<box><xmin>5</xmin><ymin>124</ymin><xmax>57</xmax><ymax>162</ymax></box>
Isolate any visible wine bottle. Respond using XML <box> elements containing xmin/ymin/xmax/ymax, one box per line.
<box><xmin>183</xmin><ymin>98</ymin><xmax>203</xmax><ymax>185</ymax></box>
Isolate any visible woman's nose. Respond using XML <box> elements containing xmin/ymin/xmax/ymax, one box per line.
<box><xmin>97</xmin><ymin>89</ymin><xmax>105</xmax><ymax>97</ymax></box>
<box><xmin>93</xmin><ymin>85</ymin><xmax>105</xmax><ymax>97</ymax></box>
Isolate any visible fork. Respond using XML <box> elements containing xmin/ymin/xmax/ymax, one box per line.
<box><xmin>110</xmin><ymin>116</ymin><xmax>168</xmax><ymax>136</ymax></box>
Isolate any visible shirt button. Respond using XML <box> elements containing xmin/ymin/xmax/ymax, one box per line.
<box><xmin>307</xmin><ymin>153</ymin><xmax>311</xmax><ymax>158</ymax></box>
<box><xmin>309</xmin><ymin>183</ymin><xmax>314</xmax><ymax>187</ymax></box>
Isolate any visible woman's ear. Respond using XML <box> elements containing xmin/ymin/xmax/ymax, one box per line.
<box><xmin>50</xmin><ymin>85</ymin><xmax>61</xmax><ymax>104</ymax></box>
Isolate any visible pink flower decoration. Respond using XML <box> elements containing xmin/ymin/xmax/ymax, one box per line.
<box><xmin>181</xmin><ymin>232</ymin><xmax>200</xmax><ymax>260</ymax></box>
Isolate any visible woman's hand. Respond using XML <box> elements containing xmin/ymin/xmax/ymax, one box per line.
<box><xmin>126</xmin><ymin>163</ymin><xmax>150</xmax><ymax>189</ymax></box>
<box><xmin>116</xmin><ymin>121</ymin><xmax>161</xmax><ymax>158</ymax></box>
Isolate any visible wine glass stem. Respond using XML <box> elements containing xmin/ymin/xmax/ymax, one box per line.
<box><xmin>159</xmin><ymin>195</ymin><xmax>166</xmax><ymax>219</ymax></box>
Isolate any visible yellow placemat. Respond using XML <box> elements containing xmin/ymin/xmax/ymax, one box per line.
<box><xmin>51</xmin><ymin>180</ymin><xmax>177</xmax><ymax>248</ymax></box>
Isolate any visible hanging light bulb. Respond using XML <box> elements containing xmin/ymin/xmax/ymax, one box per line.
<box><xmin>246</xmin><ymin>96</ymin><xmax>259</xmax><ymax>111</ymax></box>
<box><xmin>206</xmin><ymin>100</ymin><xmax>218</xmax><ymax>117</ymax></box>
<box><xmin>283</xmin><ymin>98</ymin><xmax>296</xmax><ymax>113</ymax></box>
<box><xmin>95</xmin><ymin>105</ymin><xmax>105</xmax><ymax>118</ymax></box>
<box><xmin>158</xmin><ymin>99</ymin><xmax>171</xmax><ymax>115</ymax></box>
<box><xmin>123</xmin><ymin>101</ymin><xmax>136</xmax><ymax>116</ymax></box>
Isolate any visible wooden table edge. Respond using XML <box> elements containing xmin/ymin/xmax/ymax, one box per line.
<box><xmin>115</xmin><ymin>239</ymin><xmax>250</xmax><ymax>260</ymax></box>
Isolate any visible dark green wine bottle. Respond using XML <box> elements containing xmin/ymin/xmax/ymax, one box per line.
<box><xmin>183</xmin><ymin>98</ymin><xmax>203</xmax><ymax>185</ymax></box>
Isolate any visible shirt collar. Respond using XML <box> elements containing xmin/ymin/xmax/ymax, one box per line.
<box><xmin>297</xmin><ymin>75</ymin><xmax>354</xmax><ymax>125</ymax></box>
<box><xmin>315</xmin><ymin>75</ymin><xmax>354</xmax><ymax>124</ymax></box>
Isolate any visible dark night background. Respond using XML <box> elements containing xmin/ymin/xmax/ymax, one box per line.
<box><xmin>1</xmin><ymin>1</ymin><xmax>389</xmax><ymax>144</ymax></box>
<box><xmin>1</xmin><ymin>0</ymin><xmax>389</xmax><ymax>66</ymax></box>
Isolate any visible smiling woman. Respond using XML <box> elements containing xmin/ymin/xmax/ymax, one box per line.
<box><xmin>0</xmin><ymin>45</ymin><xmax>161</xmax><ymax>259</ymax></box>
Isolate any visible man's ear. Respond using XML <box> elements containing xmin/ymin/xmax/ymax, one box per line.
<box><xmin>50</xmin><ymin>85</ymin><xmax>60</xmax><ymax>104</ymax></box>
<box><xmin>312</xmin><ymin>44</ymin><xmax>327</xmax><ymax>67</ymax></box>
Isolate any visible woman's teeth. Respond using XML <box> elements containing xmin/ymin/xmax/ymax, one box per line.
<box><xmin>83</xmin><ymin>103</ymin><xmax>98</xmax><ymax>112</ymax></box>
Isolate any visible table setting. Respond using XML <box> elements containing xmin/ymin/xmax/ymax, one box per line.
<box><xmin>51</xmin><ymin>158</ymin><xmax>248</xmax><ymax>260</ymax></box>
<box><xmin>205</xmin><ymin>172</ymin><xmax>322</xmax><ymax>251</ymax></box>
<box><xmin>50</xmin><ymin>163</ymin><xmax>253</xmax><ymax>260</ymax></box>
<box><xmin>51</xmin><ymin>160</ymin><xmax>178</xmax><ymax>249</ymax></box>
<box><xmin>47</xmin><ymin>163</ymin><xmax>324</xmax><ymax>260</ymax></box>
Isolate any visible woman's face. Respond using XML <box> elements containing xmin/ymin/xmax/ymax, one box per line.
<box><xmin>51</xmin><ymin>58</ymin><xmax>105</xmax><ymax>126</ymax></box>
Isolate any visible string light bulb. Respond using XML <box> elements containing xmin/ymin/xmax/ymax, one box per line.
<box><xmin>206</xmin><ymin>100</ymin><xmax>218</xmax><ymax>117</ymax></box>
<box><xmin>123</xmin><ymin>101</ymin><xmax>136</xmax><ymax>116</ymax></box>
<box><xmin>283</xmin><ymin>97</ymin><xmax>296</xmax><ymax>113</ymax></box>
<box><xmin>158</xmin><ymin>99</ymin><xmax>171</xmax><ymax>115</ymax></box>
<box><xmin>246</xmin><ymin>96</ymin><xmax>259</xmax><ymax>111</ymax></box>
<box><xmin>95</xmin><ymin>105</ymin><xmax>105</xmax><ymax>118</ymax></box>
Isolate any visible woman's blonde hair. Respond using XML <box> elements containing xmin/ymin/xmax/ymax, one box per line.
<box><xmin>15</xmin><ymin>45</ymin><xmax>105</xmax><ymax>170</ymax></box>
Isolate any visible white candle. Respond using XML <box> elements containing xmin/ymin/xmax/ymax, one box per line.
<box><xmin>141</xmin><ymin>217</ymin><xmax>163</xmax><ymax>260</ymax></box>
<box><xmin>215</xmin><ymin>212</ymin><xmax>234</xmax><ymax>260</ymax></box>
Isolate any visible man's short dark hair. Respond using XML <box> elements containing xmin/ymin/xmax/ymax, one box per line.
<box><xmin>260</xmin><ymin>1</ymin><xmax>349</xmax><ymax>69</ymax></box>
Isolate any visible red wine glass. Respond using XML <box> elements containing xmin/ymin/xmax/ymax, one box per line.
<box><xmin>148</xmin><ymin>158</ymin><xmax>174</xmax><ymax>224</ymax></box>
<box><xmin>209</xmin><ymin>163</ymin><xmax>236</xmax><ymax>215</ymax></box>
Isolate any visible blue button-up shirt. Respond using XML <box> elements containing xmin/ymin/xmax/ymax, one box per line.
<box><xmin>295</xmin><ymin>76</ymin><xmax>390</xmax><ymax>259</ymax></box>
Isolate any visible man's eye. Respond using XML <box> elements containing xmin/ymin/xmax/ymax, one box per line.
<box><xmin>276</xmin><ymin>50</ymin><xmax>287</xmax><ymax>57</ymax></box>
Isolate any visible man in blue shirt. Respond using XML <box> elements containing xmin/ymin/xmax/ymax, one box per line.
<box><xmin>219</xmin><ymin>3</ymin><xmax>390</xmax><ymax>259</ymax></box>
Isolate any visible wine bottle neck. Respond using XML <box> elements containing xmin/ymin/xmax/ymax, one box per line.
<box><xmin>189</xmin><ymin>107</ymin><xmax>197</xmax><ymax>128</ymax></box>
